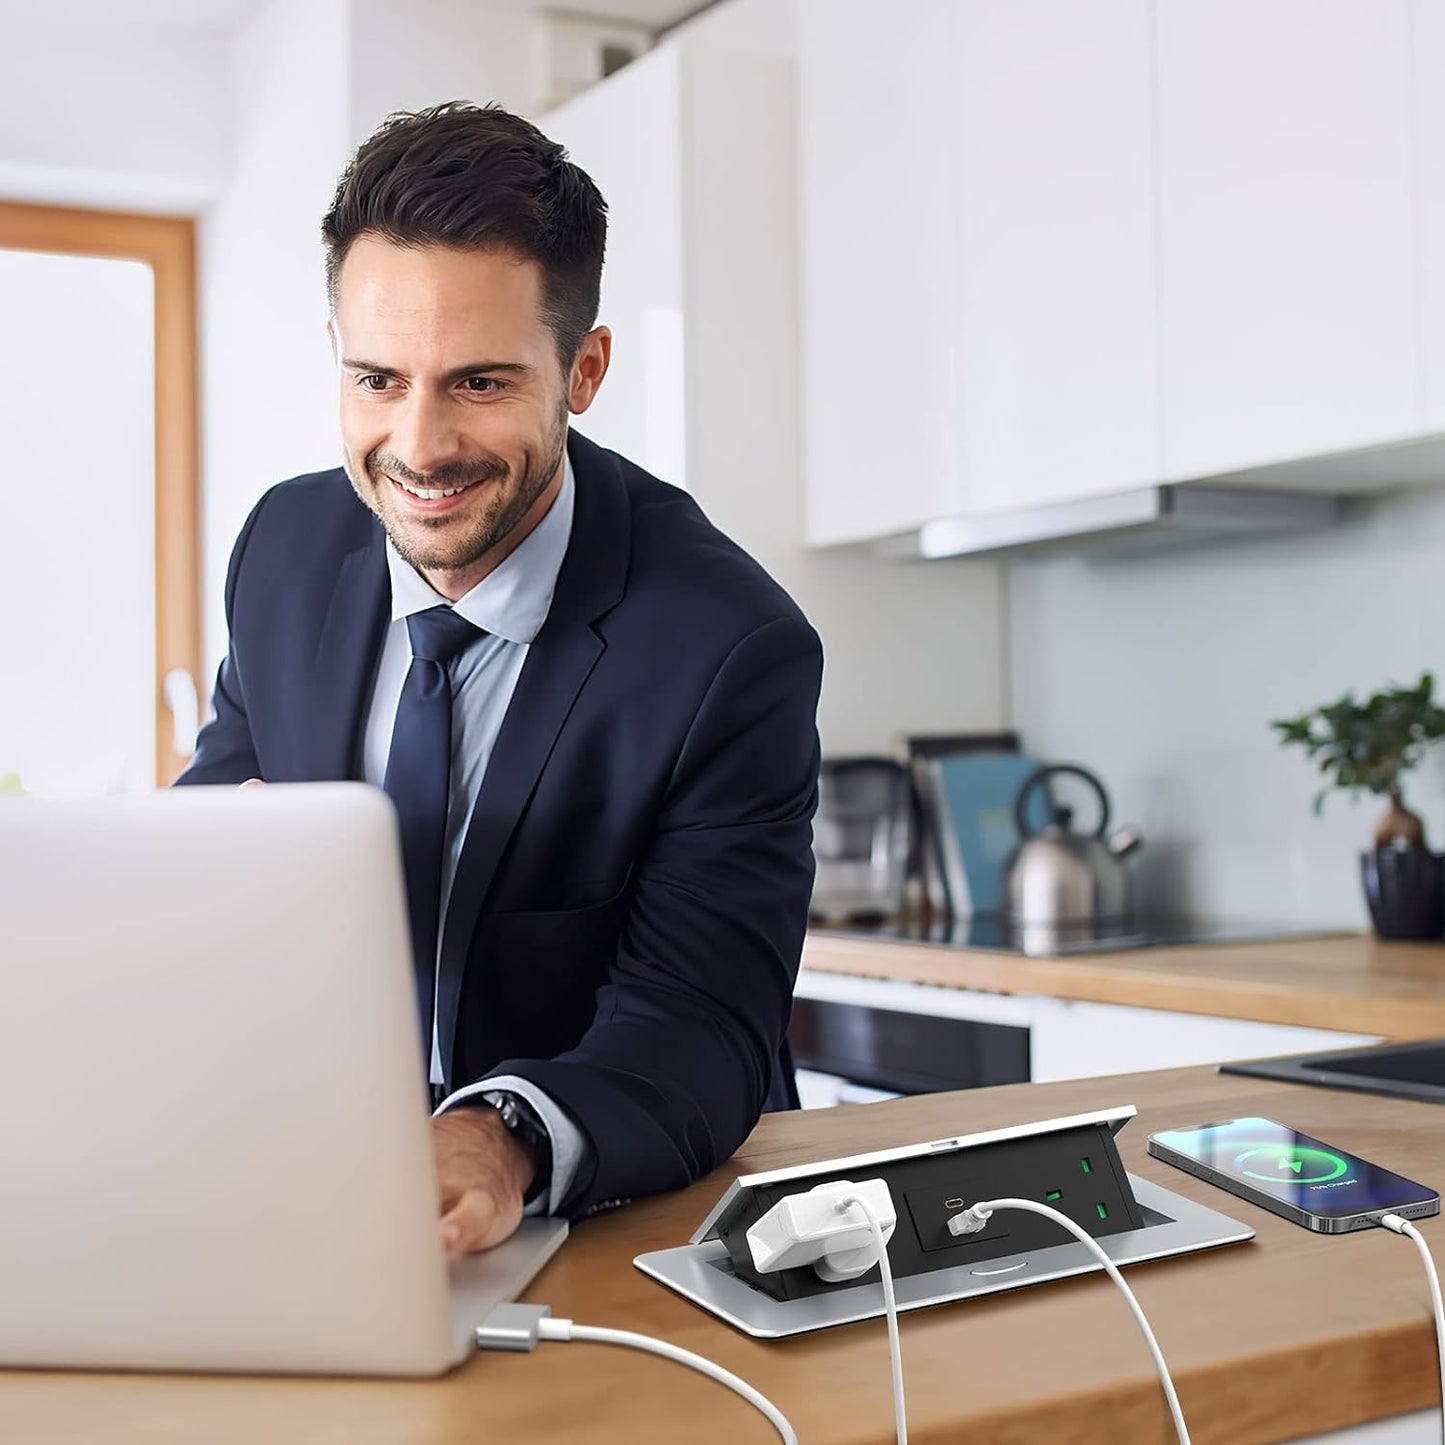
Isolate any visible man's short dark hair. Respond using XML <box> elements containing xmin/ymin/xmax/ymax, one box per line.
<box><xmin>321</xmin><ymin>101</ymin><xmax>608</xmax><ymax>370</ymax></box>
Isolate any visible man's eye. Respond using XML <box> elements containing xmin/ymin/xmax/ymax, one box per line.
<box><xmin>359</xmin><ymin>374</ymin><xmax>391</xmax><ymax>392</ymax></box>
<box><xmin>463</xmin><ymin>376</ymin><xmax>502</xmax><ymax>393</ymax></box>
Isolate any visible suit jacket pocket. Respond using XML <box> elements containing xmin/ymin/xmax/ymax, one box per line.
<box><xmin>464</xmin><ymin>877</ymin><xmax>633</xmax><ymax>1061</ymax></box>
<box><xmin>483</xmin><ymin>866</ymin><xmax>634</xmax><ymax>943</ymax></box>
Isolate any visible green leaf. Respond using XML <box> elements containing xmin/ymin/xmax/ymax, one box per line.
<box><xmin>1275</xmin><ymin>672</ymin><xmax>1445</xmax><ymax>821</ymax></box>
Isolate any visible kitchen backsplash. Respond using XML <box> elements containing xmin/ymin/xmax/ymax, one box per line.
<box><xmin>1007</xmin><ymin>480</ymin><xmax>1445</xmax><ymax>929</ymax></box>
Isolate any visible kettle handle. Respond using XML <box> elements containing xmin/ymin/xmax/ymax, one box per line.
<box><xmin>1014</xmin><ymin>763</ymin><xmax>1112</xmax><ymax>841</ymax></box>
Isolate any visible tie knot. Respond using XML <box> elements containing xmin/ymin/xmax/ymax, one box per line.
<box><xmin>406</xmin><ymin>605</ymin><xmax>482</xmax><ymax>665</ymax></box>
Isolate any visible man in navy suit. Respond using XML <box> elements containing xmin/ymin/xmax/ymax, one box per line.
<box><xmin>177</xmin><ymin>102</ymin><xmax>823</xmax><ymax>1252</ymax></box>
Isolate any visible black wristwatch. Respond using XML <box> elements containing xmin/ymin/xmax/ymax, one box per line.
<box><xmin>481</xmin><ymin>1090</ymin><xmax>553</xmax><ymax>1207</ymax></box>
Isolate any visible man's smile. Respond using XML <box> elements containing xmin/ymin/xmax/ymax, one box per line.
<box><xmin>388</xmin><ymin>474</ymin><xmax>485</xmax><ymax>511</ymax></box>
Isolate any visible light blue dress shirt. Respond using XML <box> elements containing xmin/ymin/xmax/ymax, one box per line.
<box><xmin>360</xmin><ymin>456</ymin><xmax>584</xmax><ymax>1216</ymax></box>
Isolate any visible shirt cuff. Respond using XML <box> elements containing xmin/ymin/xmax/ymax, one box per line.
<box><xmin>432</xmin><ymin>1074</ymin><xmax>587</xmax><ymax>1218</ymax></box>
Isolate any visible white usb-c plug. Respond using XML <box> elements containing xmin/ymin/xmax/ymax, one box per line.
<box><xmin>947</xmin><ymin>1202</ymin><xmax>994</xmax><ymax>1237</ymax></box>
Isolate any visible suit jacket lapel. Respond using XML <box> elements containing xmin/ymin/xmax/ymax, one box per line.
<box><xmin>437</xmin><ymin>433</ymin><xmax>631</xmax><ymax>1084</ymax></box>
<box><xmin>304</xmin><ymin>532</ymin><xmax>390</xmax><ymax>780</ymax></box>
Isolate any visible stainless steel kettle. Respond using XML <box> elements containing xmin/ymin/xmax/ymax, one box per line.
<box><xmin>1004</xmin><ymin>764</ymin><xmax>1142</xmax><ymax>927</ymax></box>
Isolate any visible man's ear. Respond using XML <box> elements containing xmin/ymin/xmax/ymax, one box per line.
<box><xmin>326</xmin><ymin>318</ymin><xmax>337</xmax><ymax>359</ymax></box>
<box><xmin>568</xmin><ymin>326</ymin><xmax>612</xmax><ymax>415</ymax></box>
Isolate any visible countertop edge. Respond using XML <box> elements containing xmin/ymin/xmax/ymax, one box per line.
<box><xmin>801</xmin><ymin>932</ymin><xmax>1445</xmax><ymax>1040</ymax></box>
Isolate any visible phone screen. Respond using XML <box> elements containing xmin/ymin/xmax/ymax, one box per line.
<box><xmin>1152</xmin><ymin>1116</ymin><xmax>1437</xmax><ymax>1218</ymax></box>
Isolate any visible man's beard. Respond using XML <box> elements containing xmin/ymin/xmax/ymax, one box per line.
<box><xmin>357</xmin><ymin>406</ymin><xmax>568</xmax><ymax>577</ymax></box>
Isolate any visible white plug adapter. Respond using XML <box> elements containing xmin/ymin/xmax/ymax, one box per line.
<box><xmin>746</xmin><ymin>1178</ymin><xmax>897</xmax><ymax>1282</ymax></box>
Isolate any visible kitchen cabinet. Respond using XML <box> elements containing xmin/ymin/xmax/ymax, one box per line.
<box><xmin>949</xmin><ymin>0</ymin><xmax>1159</xmax><ymax>514</ymax></box>
<box><xmin>1155</xmin><ymin>0</ymin><xmax>1419</xmax><ymax>481</ymax></box>
<box><xmin>799</xmin><ymin>0</ymin><xmax>1435</xmax><ymax>549</ymax></box>
<box><xmin>793</xmin><ymin>968</ymin><xmax>1379</xmax><ymax>1103</ymax></box>
<box><xmin>796</xmin><ymin>0</ymin><xmax>964</xmax><ymax>546</ymax></box>
<box><xmin>798</xmin><ymin>0</ymin><xmax>1159</xmax><ymax>539</ymax></box>
<box><xmin>1417</xmin><ymin>0</ymin><xmax>1445</xmax><ymax>432</ymax></box>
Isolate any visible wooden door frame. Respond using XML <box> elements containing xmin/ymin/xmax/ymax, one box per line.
<box><xmin>0</xmin><ymin>200</ymin><xmax>200</xmax><ymax>786</ymax></box>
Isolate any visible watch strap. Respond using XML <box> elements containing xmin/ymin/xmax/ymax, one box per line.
<box><xmin>481</xmin><ymin>1090</ymin><xmax>553</xmax><ymax>1207</ymax></box>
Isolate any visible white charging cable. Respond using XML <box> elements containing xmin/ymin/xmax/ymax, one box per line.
<box><xmin>475</xmin><ymin>1304</ymin><xmax>798</xmax><ymax>1444</ymax></box>
<box><xmin>1380</xmin><ymin>1214</ymin><xmax>1445</xmax><ymax>1444</ymax></box>
<box><xmin>836</xmin><ymin>1191</ymin><xmax>908</xmax><ymax>1445</ymax></box>
<box><xmin>950</xmin><ymin>1198</ymin><xmax>1190</xmax><ymax>1444</ymax></box>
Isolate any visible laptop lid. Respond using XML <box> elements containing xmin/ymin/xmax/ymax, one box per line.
<box><xmin>0</xmin><ymin>782</ymin><xmax>556</xmax><ymax>1376</ymax></box>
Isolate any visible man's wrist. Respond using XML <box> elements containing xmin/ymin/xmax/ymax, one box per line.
<box><xmin>450</xmin><ymin>1105</ymin><xmax>537</xmax><ymax>1203</ymax></box>
<box><xmin>478</xmin><ymin>1091</ymin><xmax>552</xmax><ymax>1207</ymax></box>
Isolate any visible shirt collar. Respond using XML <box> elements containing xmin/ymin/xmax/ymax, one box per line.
<box><xmin>384</xmin><ymin>452</ymin><xmax>575</xmax><ymax>646</ymax></box>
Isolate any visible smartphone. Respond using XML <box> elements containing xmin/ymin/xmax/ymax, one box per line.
<box><xmin>1147</xmin><ymin>1116</ymin><xmax>1440</xmax><ymax>1234</ymax></box>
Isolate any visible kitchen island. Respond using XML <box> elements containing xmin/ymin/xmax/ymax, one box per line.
<box><xmin>5</xmin><ymin>1064</ymin><xmax>1442</xmax><ymax>1443</ymax></box>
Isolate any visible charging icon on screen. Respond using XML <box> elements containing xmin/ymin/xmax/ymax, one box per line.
<box><xmin>1235</xmin><ymin>1146</ymin><xmax>1349</xmax><ymax>1185</ymax></box>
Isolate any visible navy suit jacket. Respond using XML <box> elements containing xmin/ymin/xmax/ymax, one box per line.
<box><xmin>176</xmin><ymin>430</ymin><xmax>823</xmax><ymax>1220</ymax></box>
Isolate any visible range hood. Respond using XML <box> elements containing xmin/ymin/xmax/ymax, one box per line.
<box><xmin>875</xmin><ymin>484</ymin><xmax>1342</xmax><ymax>562</ymax></box>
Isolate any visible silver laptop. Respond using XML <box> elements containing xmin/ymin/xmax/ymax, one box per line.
<box><xmin>0</xmin><ymin>782</ymin><xmax>567</xmax><ymax>1376</ymax></box>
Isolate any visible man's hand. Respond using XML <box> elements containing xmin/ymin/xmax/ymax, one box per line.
<box><xmin>431</xmin><ymin>1107</ymin><xmax>537</xmax><ymax>1254</ymax></box>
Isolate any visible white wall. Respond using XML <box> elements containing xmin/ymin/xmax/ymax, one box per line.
<box><xmin>1007</xmin><ymin>484</ymin><xmax>1445</xmax><ymax>928</ymax></box>
<box><xmin>348</xmin><ymin>0</ymin><xmax>537</xmax><ymax>144</ymax></box>
<box><xmin>198</xmin><ymin>0</ymin><xmax>351</xmax><ymax>673</ymax></box>
<box><xmin>0</xmin><ymin>6</ymin><xmax>228</xmax><ymax>210</ymax></box>
<box><xmin>200</xmin><ymin>0</ymin><xmax>544</xmax><ymax>672</ymax></box>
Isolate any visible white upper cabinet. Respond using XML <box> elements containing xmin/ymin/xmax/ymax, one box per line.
<box><xmin>799</xmin><ymin>0</ymin><xmax>1161</xmax><ymax>537</ymax></box>
<box><xmin>797</xmin><ymin>0</ymin><xmax>964</xmax><ymax>546</ymax></box>
<box><xmin>1417</xmin><ymin>0</ymin><xmax>1445</xmax><ymax>432</ymax></box>
<box><xmin>951</xmin><ymin>0</ymin><xmax>1160</xmax><ymax>514</ymax></box>
<box><xmin>1156</xmin><ymin>0</ymin><xmax>1419</xmax><ymax>480</ymax></box>
<box><xmin>544</xmin><ymin>49</ymin><xmax>688</xmax><ymax>487</ymax></box>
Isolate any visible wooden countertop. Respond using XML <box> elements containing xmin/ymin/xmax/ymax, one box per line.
<box><xmin>5</xmin><ymin>1066</ymin><xmax>1445</xmax><ymax>1443</ymax></box>
<box><xmin>804</xmin><ymin>930</ymin><xmax>1445</xmax><ymax>1039</ymax></box>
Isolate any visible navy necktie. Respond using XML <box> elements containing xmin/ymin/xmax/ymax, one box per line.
<box><xmin>383</xmin><ymin>604</ymin><xmax>482</xmax><ymax>1058</ymax></box>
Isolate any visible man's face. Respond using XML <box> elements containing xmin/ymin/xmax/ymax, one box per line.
<box><xmin>331</xmin><ymin>236</ymin><xmax>591</xmax><ymax>591</ymax></box>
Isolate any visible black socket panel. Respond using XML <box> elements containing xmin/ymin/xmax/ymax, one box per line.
<box><xmin>714</xmin><ymin>1122</ymin><xmax>1143</xmax><ymax>1302</ymax></box>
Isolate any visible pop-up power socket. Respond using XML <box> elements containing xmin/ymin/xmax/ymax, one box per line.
<box><xmin>634</xmin><ymin>1106</ymin><xmax>1258</xmax><ymax>1338</ymax></box>
<box><xmin>716</xmin><ymin>1118</ymin><xmax>1143</xmax><ymax>1303</ymax></box>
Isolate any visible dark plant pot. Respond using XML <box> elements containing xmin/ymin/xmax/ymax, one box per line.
<box><xmin>1360</xmin><ymin>847</ymin><xmax>1445</xmax><ymax>941</ymax></box>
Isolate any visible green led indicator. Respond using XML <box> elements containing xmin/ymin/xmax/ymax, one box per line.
<box><xmin>1046</xmin><ymin>1190</ymin><xmax>1063</xmax><ymax>1202</ymax></box>
<box><xmin>1096</xmin><ymin>1202</ymin><xmax>1109</xmax><ymax>1220</ymax></box>
<box><xmin>1080</xmin><ymin>1157</ymin><xmax>1093</xmax><ymax>1175</ymax></box>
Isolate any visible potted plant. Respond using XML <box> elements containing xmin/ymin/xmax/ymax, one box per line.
<box><xmin>1273</xmin><ymin>672</ymin><xmax>1445</xmax><ymax>940</ymax></box>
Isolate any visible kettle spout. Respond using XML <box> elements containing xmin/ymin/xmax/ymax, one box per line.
<box><xmin>1107</xmin><ymin>826</ymin><xmax>1143</xmax><ymax>860</ymax></box>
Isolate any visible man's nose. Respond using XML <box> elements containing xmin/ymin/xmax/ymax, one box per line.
<box><xmin>391</xmin><ymin>392</ymin><xmax>465</xmax><ymax>479</ymax></box>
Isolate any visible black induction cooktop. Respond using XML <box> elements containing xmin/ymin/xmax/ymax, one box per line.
<box><xmin>1222</xmin><ymin>1039</ymin><xmax>1445</xmax><ymax>1104</ymax></box>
